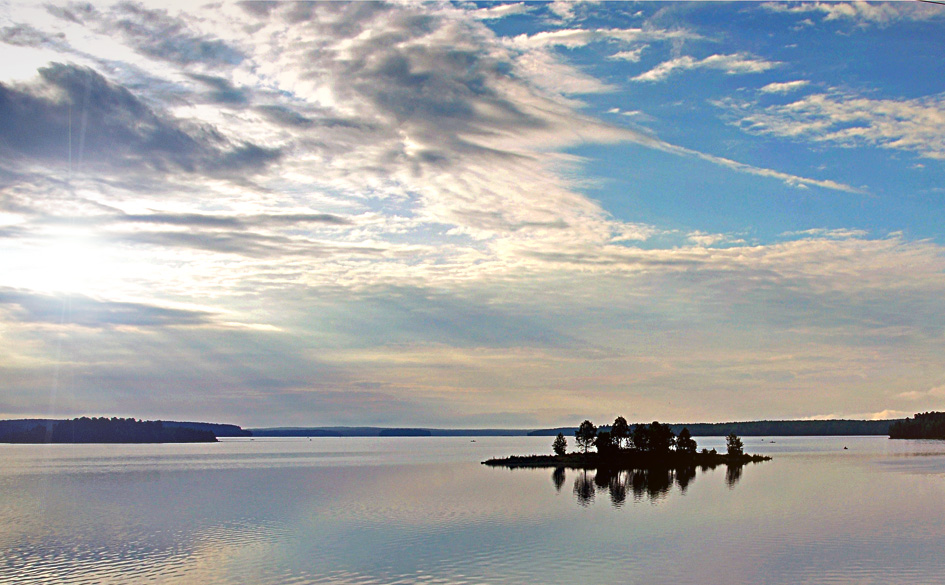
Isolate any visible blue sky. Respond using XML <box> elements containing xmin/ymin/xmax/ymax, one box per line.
<box><xmin>1</xmin><ymin>1</ymin><xmax>945</xmax><ymax>427</ymax></box>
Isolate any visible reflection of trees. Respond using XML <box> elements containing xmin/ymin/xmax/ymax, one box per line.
<box><xmin>608</xmin><ymin>470</ymin><xmax>628</xmax><ymax>507</ymax></box>
<box><xmin>675</xmin><ymin>466</ymin><xmax>696</xmax><ymax>493</ymax></box>
<box><xmin>552</xmin><ymin>467</ymin><xmax>566</xmax><ymax>492</ymax></box>
<box><xmin>564</xmin><ymin>463</ymin><xmax>751</xmax><ymax>506</ymax></box>
<box><xmin>573</xmin><ymin>470</ymin><xmax>595</xmax><ymax>506</ymax></box>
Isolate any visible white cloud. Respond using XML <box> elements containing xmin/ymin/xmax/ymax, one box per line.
<box><xmin>782</xmin><ymin>228</ymin><xmax>868</xmax><ymax>239</ymax></box>
<box><xmin>512</xmin><ymin>27</ymin><xmax>696</xmax><ymax>50</ymax></box>
<box><xmin>470</xmin><ymin>2</ymin><xmax>532</xmax><ymax>20</ymax></box>
<box><xmin>763</xmin><ymin>1</ymin><xmax>942</xmax><ymax>26</ymax></box>
<box><xmin>760</xmin><ymin>80</ymin><xmax>809</xmax><ymax>94</ymax></box>
<box><xmin>608</xmin><ymin>47</ymin><xmax>645</xmax><ymax>62</ymax></box>
<box><xmin>895</xmin><ymin>386</ymin><xmax>945</xmax><ymax>401</ymax></box>
<box><xmin>721</xmin><ymin>92</ymin><xmax>945</xmax><ymax>159</ymax></box>
<box><xmin>632</xmin><ymin>53</ymin><xmax>779</xmax><ymax>82</ymax></box>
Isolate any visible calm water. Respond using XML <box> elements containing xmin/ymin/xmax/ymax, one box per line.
<box><xmin>2</xmin><ymin>435</ymin><xmax>945</xmax><ymax>584</ymax></box>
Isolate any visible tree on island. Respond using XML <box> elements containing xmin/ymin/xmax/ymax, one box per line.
<box><xmin>575</xmin><ymin>420</ymin><xmax>597</xmax><ymax>453</ymax></box>
<box><xmin>552</xmin><ymin>433</ymin><xmax>568</xmax><ymax>456</ymax></box>
<box><xmin>611</xmin><ymin>416</ymin><xmax>630</xmax><ymax>449</ymax></box>
<box><xmin>631</xmin><ymin>423</ymin><xmax>650</xmax><ymax>452</ymax></box>
<box><xmin>648</xmin><ymin>421</ymin><xmax>676</xmax><ymax>454</ymax></box>
<box><xmin>726</xmin><ymin>432</ymin><xmax>744</xmax><ymax>456</ymax></box>
<box><xmin>676</xmin><ymin>427</ymin><xmax>697</xmax><ymax>454</ymax></box>
<box><xmin>595</xmin><ymin>430</ymin><xmax>616</xmax><ymax>455</ymax></box>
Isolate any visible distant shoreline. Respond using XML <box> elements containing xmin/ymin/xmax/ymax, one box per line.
<box><xmin>249</xmin><ymin>418</ymin><xmax>897</xmax><ymax>437</ymax></box>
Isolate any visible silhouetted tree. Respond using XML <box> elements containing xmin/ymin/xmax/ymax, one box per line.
<box><xmin>552</xmin><ymin>433</ymin><xmax>567</xmax><ymax>456</ymax></box>
<box><xmin>631</xmin><ymin>423</ymin><xmax>650</xmax><ymax>452</ymax></box>
<box><xmin>575</xmin><ymin>420</ymin><xmax>597</xmax><ymax>454</ymax></box>
<box><xmin>676</xmin><ymin>427</ymin><xmax>697</xmax><ymax>454</ymax></box>
<box><xmin>726</xmin><ymin>432</ymin><xmax>744</xmax><ymax>456</ymax></box>
<box><xmin>594</xmin><ymin>430</ymin><xmax>616</xmax><ymax>455</ymax></box>
<box><xmin>648</xmin><ymin>421</ymin><xmax>676</xmax><ymax>454</ymax></box>
<box><xmin>611</xmin><ymin>416</ymin><xmax>629</xmax><ymax>449</ymax></box>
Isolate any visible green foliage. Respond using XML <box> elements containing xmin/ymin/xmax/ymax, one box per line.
<box><xmin>575</xmin><ymin>420</ymin><xmax>597</xmax><ymax>453</ymax></box>
<box><xmin>726</xmin><ymin>432</ymin><xmax>744</xmax><ymax>456</ymax></box>
<box><xmin>552</xmin><ymin>432</ymin><xmax>567</xmax><ymax>456</ymax></box>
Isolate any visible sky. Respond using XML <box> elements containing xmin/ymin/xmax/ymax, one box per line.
<box><xmin>1</xmin><ymin>1</ymin><xmax>945</xmax><ymax>428</ymax></box>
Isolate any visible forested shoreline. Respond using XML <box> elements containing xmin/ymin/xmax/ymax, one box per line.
<box><xmin>0</xmin><ymin>417</ymin><xmax>228</xmax><ymax>443</ymax></box>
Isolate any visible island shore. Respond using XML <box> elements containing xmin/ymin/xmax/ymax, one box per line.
<box><xmin>483</xmin><ymin>451</ymin><xmax>771</xmax><ymax>469</ymax></box>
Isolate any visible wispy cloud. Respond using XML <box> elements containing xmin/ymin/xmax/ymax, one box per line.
<box><xmin>763</xmin><ymin>1</ymin><xmax>943</xmax><ymax>26</ymax></box>
<box><xmin>632</xmin><ymin>53</ymin><xmax>779</xmax><ymax>82</ymax></box>
<box><xmin>719</xmin><ymin>92</ymin><xmax>945</xmax><ymax>160</ymax></box>
<box><xmin>760</xmin><ymin>80</ymin><xmax>810</xmax><ymax>94</ymax></box>
<box><xmin>512</xmin><ymin>27</ymin><xmax>697</xmax><ymax>49</ymax></box>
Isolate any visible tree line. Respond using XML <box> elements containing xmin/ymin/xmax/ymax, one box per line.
<box><xmin>889</xmin><ymin>412</ymin><xmax>945</xmax><ymax>440</ymax></box>
<box><xmin>553</xmin><ymin>417</ymin><xmax>744</xmax><ymax>457</ymax></box>
<box><xmin>0</xmin><ymin>417</ymin><xmax>217</xmax><ymax>443</ymax></box>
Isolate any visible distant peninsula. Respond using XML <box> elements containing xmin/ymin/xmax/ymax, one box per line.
<box><xmin>889</xmin><ymin>412</ymin><xmax>945</xmax><ymax>440</ymax></box>
<box><xmin>0</xmin><ymin>417</ymin><xmax>250</xmax><ymax>443</ymax></box>
<box><xmin>485</xmin><ymin>419</ymin><xmax>771</xmax><ymax>470</ymax></box>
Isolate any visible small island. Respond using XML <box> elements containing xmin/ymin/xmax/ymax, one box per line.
<box><xmin>484</xmin><ymin>418</ymin><xmax>770</xmax><ymax>469</ymax></box>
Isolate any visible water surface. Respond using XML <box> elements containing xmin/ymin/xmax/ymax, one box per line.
<box><xmin>3</xmin><ymin>436</ymin><xmax>945</xmax><ymax>584</ymax></box>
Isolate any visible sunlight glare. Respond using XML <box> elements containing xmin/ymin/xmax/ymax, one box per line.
<box><xmin>11</xmin><ymin>233</ymin><xmax>116</xmax><ymax>295</ymax></box>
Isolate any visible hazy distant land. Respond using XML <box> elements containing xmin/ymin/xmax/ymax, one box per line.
<box><xmin>250</xmin><ymin>418</ymin><xmax>898</xmax><ymax>438</ymax></box>
<box><xmin>0</xmin><ymin>418</ymin><xmax>248</xmax><ymax>443</ymax></box>
<box><xmin>0</xmin><ymin>416</ymin><xmax>911</xmax><ymax>443</ymax></box>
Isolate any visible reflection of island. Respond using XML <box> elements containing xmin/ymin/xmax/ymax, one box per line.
<box><xmin>565</xmin><ymin>466</ymin><xmax>703</xmax><ymax>506</ymax></box>
<box><xmin>486</xmin><ymin>419</ymin><xmax>770</xmax><ymax>505</ymax></box>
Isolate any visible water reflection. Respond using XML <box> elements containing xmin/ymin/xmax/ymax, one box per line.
<box><xmin>552</xmin><ymin>466</ymin><xmax>566</xmax><ymax>492</ymax></box>
<box><xmin>554</xmin><ymin>464</ymin><xmax>747</xmax><ymax>507</ymax></box>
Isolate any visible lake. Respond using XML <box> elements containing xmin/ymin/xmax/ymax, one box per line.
<box><xmin>2</xmin><ymin>435</ymin><xmax>945</xmax><ymax>584</ymax></box>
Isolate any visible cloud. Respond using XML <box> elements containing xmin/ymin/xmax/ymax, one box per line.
<box><xmin>762</xmin><ymin>1</ymin><xmax>943</xmax><ymax>26</ymax></box>
<box><xmin>512</xmin><ymin>26</ymin><xmax>696</xmax><ymax>49</ymax></box>
<box><xmin>47</xmin><ymin>2</ymin><xmax>245</xmax><ymax>66</ymax></box>
<box><xmin>781</xmin><ymin>228</ymin><xmax>868</xmax><ymax>239</ymax></box>
<box><xmin>719</xmin><ymin>92</ymin><xmax>945</xmax><ymax>159</ymax></box>
<box><xmin>895</xmin><ymin>386</ymin><xmax>945</xmax><ymax>401</ymax></box>
<box><xmin>470</xmin><ymin>2</ymin><xmax>532</xmax><ymax>20</ymax></box>
<box><xmin>608</xmin><ymin>47</ymin><xmax>646</xmax><ymax>62</ymax></box>
<box><xmin>0</xmin><ymin>288</ymin><xmax>214</xmax><ymax>328</ymax></box>
<box><xmin>760</xmin><ymin>80</ymin><xmax>810</xmax><ymax>94</ymax></box>
<box><xmin>632</xmin><ymin>53</ymin><xmax>779</xmax><ymax>82</ymax></box>
<box><xmin>0</xmin><ymin>63</ymin><xmax>280</xmax><ymax>178</ymax></box>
